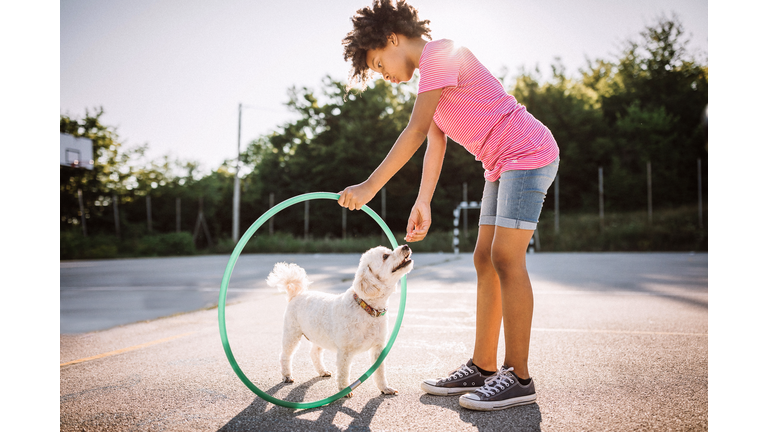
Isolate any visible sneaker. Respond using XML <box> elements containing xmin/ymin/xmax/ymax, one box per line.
<box><xmin>459</xmin><ymin>366</ymin><xmax>537</xmax><ymax>411</ymax></box>
<box><xmin>421</xmin><ymin>359</ymin><xmax>492</xmax><ymax>396</ymax></box>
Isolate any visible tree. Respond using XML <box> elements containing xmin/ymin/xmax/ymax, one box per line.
<box><xmin>511</xmin><ymin>16</ymin><xmax>707</xmax><ymax>213</ymax></box>
<box><xmin>583</xmin><ymin>15</ymin><xmax>708</xmax><ymax>210</ymax></box>
<box><xmin>241</xmin><ymin>75</ymin><xmax>492</xmax><ymax>237</ymax></box>
<box><xmin>60</xmin><ymin>108</ymin><xmax>139</xmax><ymax>233</ymax></box>
<box><xmin>511</xmin><ymin>62</ymin><xmax>609</xmax><ymax>212</ymax></box>
<box><xmin>61</xmin><ymin>108</ymin><xmax>204</xmax><ymax>237</ymax></box>
<box><xmin>243</xmin><ymin>77</ymin><xmax>425</xmax><ymax>237</ymax></box>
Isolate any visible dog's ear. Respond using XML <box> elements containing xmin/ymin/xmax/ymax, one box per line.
<box><xmin>357</xmin><ymin>265</ymin><xmax>377</xmax><ymax>296</ymax></box>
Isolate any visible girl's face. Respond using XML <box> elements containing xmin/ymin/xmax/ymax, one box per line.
<box><xmin>365</xmin><ymin>34</ymin><xmax>415</xmax><ymax>85</ymax></box>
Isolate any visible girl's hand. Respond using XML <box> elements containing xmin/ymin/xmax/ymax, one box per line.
<box><xmin>405</xmin><ymin>200</ymin><xmax>432</xmax><ymax>242</ymax></box>
<box><xmin>338</xmin><ymin>182</ymin><xmax>376</xmax><ymax>210</ymax></box>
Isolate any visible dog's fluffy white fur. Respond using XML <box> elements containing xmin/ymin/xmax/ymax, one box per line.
<box><xmin>266</xmin><ymin>245</ymin><xmax>414</xmax><ymax>396</ymax></box>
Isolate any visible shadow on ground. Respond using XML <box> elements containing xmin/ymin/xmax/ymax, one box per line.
<box><xmin>218</xmin><ymin>377</ymin><xmax>394</xmax><ymax>431</ymax></box>
<box><xmin>420</xmin><ymin>394</ymin><xmax>542</xmax><ymax>432</ymax></box>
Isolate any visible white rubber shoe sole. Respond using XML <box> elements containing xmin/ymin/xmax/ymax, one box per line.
<box><xmin>421</xmin><ymin>379</ymin><xmax>481</xmax><ymax>396</ymax></box>
<box><xmin>458</xmin><ymin>392</ymin><xmax>537</xmax><ymax>411</ymax></box>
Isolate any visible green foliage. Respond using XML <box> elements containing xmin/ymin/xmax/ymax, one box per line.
<box><xmin>537</xmin><ymin>205</ymin><xmax>707</xmax><ymax>252</ymax></box>
<box><xmin>136</xmin><ymin>232</ymin><xmax>197</xmax><ymax>257</ymax></box>
<box><xmin>60</xmin><ymin>108</ymin><xmax>130</xmax><ymax>232</ymax></box>
<box><xmin>511</xmin><ymin>62</ymin><xmax>609</xmax><ymax>212</ymax></box>
<box><xmin>241</xmin><ymin>76</ymin><xmax>427</xmax><ymax>238</ymax></box>
<box><xmin>506</xmin><ymin>15</ymin><xmax>707</xmax><ymax>215</ymax></box>
<box><xmin>60</xmin><ymin>231</ymin><xmax>119</xmax><ymax>260</ymax></box>
<box><xmin>60</xmin><ymin>108</ymin><xmax>207</xmax><ymax>237</ymax></box>
<box><xmin>60</xmin><ymin>231</ymin><xmax>195</xmax><ymax>259</ymax></box>
<box><xmin>241</xmin><ymin>75</ymin><xmax>488</xmax><ymax>237</ymax></box>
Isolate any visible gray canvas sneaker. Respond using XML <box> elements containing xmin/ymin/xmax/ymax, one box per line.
<box><xmin>459</xmin><ymin>366</ymin><xmax>537</xmax><ymax>411</ymax></box>
<box><xmin>421</xmin><ymin>359</ymin><xmax>490</xmax><ymax>396</ymax></box>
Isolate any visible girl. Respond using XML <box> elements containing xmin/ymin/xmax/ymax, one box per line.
<box><xmin>338</xmin><ymin>0</ymin><xmax>559</xmax><ymax>411</ymax></box>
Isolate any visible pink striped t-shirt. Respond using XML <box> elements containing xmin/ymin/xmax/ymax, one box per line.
<box><xmin>418</xmin><ymin>39</ymin><xmax>559</xmax><ymax>182</ymax></box>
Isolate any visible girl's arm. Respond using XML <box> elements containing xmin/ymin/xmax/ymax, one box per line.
<box><xmin>405</xmin><ymin>120</ymin><xmax>447</xmax><ymax>242</ymax></box>
<box><xmin>338</xmin><ymin>88</ymin><xmax>443</xmax><ymax>210</ymax></box>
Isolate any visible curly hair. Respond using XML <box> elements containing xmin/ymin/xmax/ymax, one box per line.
<box><xmin>342</xmin><ymin>0</ymin><xmax>432</xmax><ymax>94</ymax></box>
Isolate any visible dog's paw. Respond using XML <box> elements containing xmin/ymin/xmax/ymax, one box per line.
<box><xmin>318</xmin><ymin>370</ymin><xmax>332</xmax><ymax>378</ymax></box>
<box><xmin>282</xmin><ymin>376</ymin><xmax>294</xmax><ymax>384</ymax></box>
<box><xmin>344</xmin><ymin>392</ymin><xmax>353</xmax><ymax>398</ymax></box>
<box><xmin>380</xmin><ymin>386</ymin><xmax>398</xmax><ymax>395</ymax></box>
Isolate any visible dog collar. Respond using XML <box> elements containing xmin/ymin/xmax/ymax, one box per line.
<box><xmin>353</xmin><ymin>292</ymin><xmax>387</xmax><ymax>318</ymax></box>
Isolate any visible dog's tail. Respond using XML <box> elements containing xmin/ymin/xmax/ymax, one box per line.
<box><xmin>266</xmin><ymin>262</ymin><xmax>311</xmax><ymax>302</ymax></box>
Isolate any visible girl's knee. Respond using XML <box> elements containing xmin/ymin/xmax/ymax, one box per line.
<box><xmin>490</xmin><ymin>248</ymin><xmax>527</xmax><ymax>278</ymax></box>
<box><xmin>473</xmin><ymin>246</ymin><xmax>493</xmax><ymax>272</ymax></box>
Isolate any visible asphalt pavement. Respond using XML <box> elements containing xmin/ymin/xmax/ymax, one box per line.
<box><xmin>60</xmin><ymin>252</ymin><xmax>708</xmax><ymax>431</ymax></box>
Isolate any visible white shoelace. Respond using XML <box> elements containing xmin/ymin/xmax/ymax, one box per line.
<box><xmin>439</xmin><ymin>364</ymin><xmax>473</xmax><ymax>383</ymax></box>
<box><xmin>476</xmin><ymin>367</ymin><xmax>516</xmax><ymax>397</ymax></box>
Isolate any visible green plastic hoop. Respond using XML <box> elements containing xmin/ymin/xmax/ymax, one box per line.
<box><xmin>218</xmin><ymin>192</ymin><xmax>407</xmax><ymax>409</ymax></box>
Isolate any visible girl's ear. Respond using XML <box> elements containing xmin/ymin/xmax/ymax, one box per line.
<box><xmin>388</xmin><ymin>33</ymin><xmax>398</xmax><ymax>46</ymax></box>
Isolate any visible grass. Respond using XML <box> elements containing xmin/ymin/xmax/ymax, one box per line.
<box><xmin>60</xmin><ymin>204</ymin><xmax>707</xmax><ymax>260</ymax></box>
<box><xmin>210</xmin><ymin>230</ymin><xmax>458</xmax><ymax>255</ymax></box>
<box><xmin>536</xmin><ymin>203</ymin><xmax>707</xmax><ymax>252</ymax></box>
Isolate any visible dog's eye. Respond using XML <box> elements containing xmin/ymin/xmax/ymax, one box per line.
<box><xmin>383</xmin><ymin>254</ymin><xmax>389</xmax><ymax>261</ymax></box>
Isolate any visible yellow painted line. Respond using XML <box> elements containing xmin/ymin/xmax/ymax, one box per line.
<box><xmin>60</xmin><ymin>331</ymin><xmax>196</xmax><ymax>367</ymax></box>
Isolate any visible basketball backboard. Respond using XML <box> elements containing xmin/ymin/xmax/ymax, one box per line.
<box><xmin>60</xmin><ymin>133</ymin><xmax>94</xmax><ymax>170</ymax></box>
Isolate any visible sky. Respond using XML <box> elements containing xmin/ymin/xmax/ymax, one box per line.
<box><xmin>60</xmin><ymin>0</ymin><xmax>708</xmax><ymax>172</ymax></box>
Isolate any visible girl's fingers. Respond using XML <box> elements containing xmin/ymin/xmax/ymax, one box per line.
<box><xmin>339</xmin><ymin>188</ymin><xmax>363</xmax><ymax>210</ymax></box>
<box><xmin>338</xmin><ymin>189</ymin><xmax>355</xmax><ymax>209</ymax></box>
<box><xmin>406</xmin><ymin>225</ymin><xmax>428</xmax><ymax>242</ymax></box>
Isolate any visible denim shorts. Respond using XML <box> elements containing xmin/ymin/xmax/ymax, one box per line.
<box><xmin>479</xmin><ymin>157</ymin><xmax>559</xmax><ymax>230</ymax></box>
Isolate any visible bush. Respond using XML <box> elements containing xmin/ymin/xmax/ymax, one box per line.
<box><xmin>60</xmin><ymin>231</ymin><xmax>119</xmax><ymax>260</ymax></box>
<box><xmin>209</xmin><ymin>230</ymin><xmax>458</xmax><ymax>255</ymax></box>
<box><xmin>536</xmin><ymin>204</ymin><xmax>707</xmax><ymax>252</ymax></box>
<box><xmin>136</xmin><ymin>232</ymin><xmax>196</xmax><ymax>257</ymax></box>
<box><xmin>60</xmin><ymin>231</ymin><xmax>196</xmax><ymax>260</ymax></box>
<box><xmin>236</xmin><ymin>232</ymin><xmax>383</xmax><ymax>254</ymax></box>
<box><xmin>60</xmin><ymin>205</ymin><xmax>707</xmax><ymax>260</ymax></box>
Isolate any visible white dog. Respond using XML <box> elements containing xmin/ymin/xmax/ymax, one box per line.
<box><xmin>266</xmin><ymin>244</ymin><xmax>413</xmax><ymax>396</ymax></box>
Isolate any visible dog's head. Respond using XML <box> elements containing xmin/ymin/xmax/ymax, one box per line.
<box><xmin>353</xmin><ymin>244</ymin><xmax>414</xmax><ymax>301</ymax></box>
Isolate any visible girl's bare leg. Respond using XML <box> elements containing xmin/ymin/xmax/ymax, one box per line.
<box><xmin>471</xmin><ymin>224</ymin><xmax>502</xmax><ymax>373</ymax></box>
<box><xmin>471</xmin><ymin>225</ymin><xmax>535</xmax><ymax>380</ymax></box>
<box><xmin>491</xmin><ymin>226</ymin><xmax>535</xmax><ymax>380</ymax></box>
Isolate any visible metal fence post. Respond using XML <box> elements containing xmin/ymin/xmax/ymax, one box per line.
<box><xmin>146</xmin><ymin>195</ymin><xmax>153</xmax><ymax>233</ymax></box>
<box><xmin>647</xmin><ymin>161</ymin><xmax>653</xmax><ymax>225</ymax></box>
<box><xmin>554</xmin><ymin>174</ymin><xmax>560</xmax><ymax>235</ymax></box>
<box><xmin>269</xmin><ymin>193</ymin><xmax>275</xmax><ymax>235</ymax></box>
<box><xmin>698</xmin><ymin>158</ymin><xmax>703</xmax><ymax>229</ymax></box>
<box><xmin>192</xmin><ymin>197</ymin><xmax>212</xmax><ymax>247</ymax></box>
<box><xmin>113</xmin><ymin>193</ymin><xmax>120</xmax><ymax>238</ymax></box>
<box><xmin>78</xmin><ymin>189</ymin><xmax>87</xmax><ymax>237</ymax></box>
<box><xmin>462</xmin><ymin>182</ymin><xmax>468</xmax><ymax>238</ymax></box>
<box><xmin>598</xmin><ymin>167</ymin><xmax>604</xmax><ymax>232</ymax></box>
<box><xmin>342</xmin><ymin>207</ymin><xmax>347</xmax><ymax>240</ymax></box>
<box><xmin>381</xmin><ymin>187</ymin><xmax>386</xmax><ymax>244</ymax></box>
<box><xmin>176</xmin><ymin>197</ymin><xmax>181</xmax><ymax>233</ymax></box>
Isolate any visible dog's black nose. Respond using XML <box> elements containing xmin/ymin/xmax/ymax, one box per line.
<box><xmin>402</xmin><ymin>244</ymin><xmax>410</xmax><ymax>252</ymax></box>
